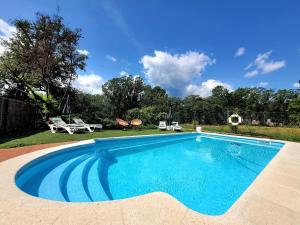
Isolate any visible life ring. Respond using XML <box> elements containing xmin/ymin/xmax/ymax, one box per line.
<box><xmin>228</xmin><ymin>114</ymin><xmax>242</xmax><ymax>126</ymax></box>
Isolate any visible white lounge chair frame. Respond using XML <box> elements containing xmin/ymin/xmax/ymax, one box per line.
<box><xmin>48</xmin><ymin>117</ymin><xmax>86</xmax><ymax>134</ymax></box>
<box><xmin>73</xmin><ymin>118</ymin><xmax>103</xmax><ymax>133</ymax></box>
<box><xmin>171</xmin><ymin>122</ymin><xmax>182</xmax><ymax>131</ymax></box>
<box><xmin>158</xmin><ymin>121</ymin><xmax>167</xmax><ymax>130</ymax></box>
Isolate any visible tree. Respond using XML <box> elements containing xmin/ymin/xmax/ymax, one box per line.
<box><xmin>102</xmin><ymin>75</ymin><xmax>145</xmax><ymax>118</ymax></box>
<box><xmin>269</xmin><ymin>89</ymin><xmax>297</xmax><ymax>124</ymax></box>
<box><xmin>141</xmin><ymin>85</ymin><xmax>169</xmax><ymax>116</ymax></box>
<box><xmin>287</xmin><ymin>92</ymin><xmax>300</xmax><ymax>126</ymax></box>
<box><xmin>207</xmin><ymin>86</ymin><xmax>230</xmax><ymax>124</ymax></box>
<box><xmin>71</xmin><ymin>91</ymin><xmax>108</xmax><ymax>123</ymax></box>
<box><xmin>0</xmin><ymin>13</ymin><xmax>87</xmax><ymax>105</ymax></box>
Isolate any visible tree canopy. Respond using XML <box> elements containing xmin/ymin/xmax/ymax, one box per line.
<box><xmin>0</xmin><ymin>13</ymin><xmax>87</xmax><ymax>106</ymax></box>
<box><xmin>65</xmin><ymin>75</ymin><xmax>300</xmax><ymax>128</ymax></box>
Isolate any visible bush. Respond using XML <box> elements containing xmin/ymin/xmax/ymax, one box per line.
<box><xmin>126</xmin><ymin>106</ymin><xmax>156</xmax><ymax>124</ymax></box>
<box><xmin>102</xmin><ymin>118</ymin><xmax>116</xmax><ymax>129</ymax></box>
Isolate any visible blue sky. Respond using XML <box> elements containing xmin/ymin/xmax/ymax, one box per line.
<box><xmin>0</xmin><ymin>0</ymin><xmax>300</xmax><ymax>96</ymax></box>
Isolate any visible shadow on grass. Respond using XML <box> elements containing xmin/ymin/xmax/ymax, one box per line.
<box><xmin>0</xmin><ymin>129</ymin><xmax>45</xmax><ymax>145</ymax></box>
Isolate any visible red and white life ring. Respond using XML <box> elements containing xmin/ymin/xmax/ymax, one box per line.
<box><xmin>228</xmin><ymin>114</ymin><xmax>242</xmax><ymax>126</ymax></box>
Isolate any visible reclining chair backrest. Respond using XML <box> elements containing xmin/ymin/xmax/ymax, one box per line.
<box><xmin>73</xmin><ymin>118</ymin><xmax>85</xmax><ymax>125</ymax></box>
<box><xmin>50</xmin><ymin>117</ymin><xmax>66</xmax><ymax>126</ymax></box>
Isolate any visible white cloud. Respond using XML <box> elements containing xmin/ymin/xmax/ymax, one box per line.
<box><xmin>258</xmin><ymin>82</ymin><xmax>269</xmax><ymax>87</ymax></box>
<box><xmin>72</xmin><ymin>74</ymin><xmax>105</xmax><ymax>95</ymax></box>
<box><xmin>235</xmin><ymin>47</ymin><xmax>246</xmax><ymax>57</ymax></box>
<box><xmin>0</xmin><ymin>18</ymin><xmax>16</xmax><ymax>55</ymax></box>
<box><xmin>245</xmin><ymin>70</ymin><xmax>259</xmax><ymax>78</ymax></box>
<box><xmin>77</xmin><ymin>49</ymin><xmax>89</xmax><ymax>56</ymax></box>
<box><xmin>106</xmin><ymin>54</ymin><xmax>117</xmax><ymax>62</ymax></box>
<box><xmin>293</xmin><ymin>82</ymin><xmax>300</xmax><ymax>88</ymax></box>
<box><xmin>0</xmin><ymin>18</ymin><xmax>16</xmax><ymax>37</ymax></box>
<box><xmin>186</xmin><ymin>79</ymin><xmax>232</xmax><ymax>97</ymax></box>
<box><xmin>140</xmin><ymin>50</ymin><xmax>215</xmax><ymax>95</ymax></box>
<box><xmin>260</xmin><ymin>61</ymin><xmax>286</xmax><ymax>74</ymax></box>
<box><xmin>119</xmin><ymin>70</ymin><xmax>129</xmax><ymax>76</ymax></box>
<box><xmin>245</xmin><ymin>51</ymin><xmax>285</xmax><ymax>77</ymax></box>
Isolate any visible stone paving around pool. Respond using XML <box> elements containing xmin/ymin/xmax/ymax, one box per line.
<box><xmin>0</xmin><ymin>133</ymin><xmax>299</xmax><ymax>225</ymax></box>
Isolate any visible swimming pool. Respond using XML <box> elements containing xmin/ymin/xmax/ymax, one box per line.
<box><xmin>15</xmin><ymin>133</ymin><xmax>284</xmax><ymax>215</ymax></box>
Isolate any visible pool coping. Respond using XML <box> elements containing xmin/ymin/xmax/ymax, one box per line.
<box><xmin>0</xmin><ymin>132</ymin><xmax>300</xmax><ymax>225</ymax></box>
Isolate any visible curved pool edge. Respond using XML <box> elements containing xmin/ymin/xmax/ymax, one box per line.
<box><xmin>1</xmin><ymin>132</ymin><xmax>300</xmax><ymax>225</ymax></box>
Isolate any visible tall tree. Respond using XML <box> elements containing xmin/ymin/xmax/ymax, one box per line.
<box><xmin>0</xmin><ymin>13</ymin><xmax>87</xmax><ymax>104</ymax></box>
<box><xmin>102</xmin><ymin>75</ymin><xmax>145</xmax><ymax>118</ymax></box>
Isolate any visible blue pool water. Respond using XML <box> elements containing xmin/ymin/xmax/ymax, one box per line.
<box><xmin>15</xmin><ymin>133</ymin><xmax>284</xmax><ymax>215</ymax></box>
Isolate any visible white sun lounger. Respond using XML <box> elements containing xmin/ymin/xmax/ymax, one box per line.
<box><xmin>73</xmin><ymin>118</ymin><xmax>103</xmax><ymax>133</ymax></box>
<box><xmin>171</xmin><ymin>122</ymin><xmax>182</xmax><ymax>131</ymax></box>
<box><xmin>158</xmin><ymin>121</ymin><xmax>167</xmax><ymax>130</ymax></box>
<box><xmin>48</xmin><ymin>117</ymin><xmax>86</xmax><ymax>134</ymax></box>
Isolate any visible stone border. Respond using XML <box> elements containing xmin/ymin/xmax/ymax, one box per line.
<box><xmin>0</xmin><ymin>132</ymin><xmax>299</xmax><ymax>225</ymax></box>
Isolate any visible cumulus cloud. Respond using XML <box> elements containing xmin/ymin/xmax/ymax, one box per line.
<box><xmin>245</xmin><ymin>51</ymin><xmax>285</xmax><ymax>77</ymax></box>
<box><xmin>106</xmin><ymin>54</ymin><xmax>117</xmax><ymax>62</ymax></box>
<box><xmin>77</xmin><ymin>49</ymin><xmax>89</xmax><ymax>56</ymax></box>
<box><xmin>235</xmin><ymin>47</ymin><xmax>246</xmax><ymax>57</ymax></box>
<box><xmin>258</xmin><ymin>82</ymin><xmax>269</xmax><ymax>87</ymax></box>
<box><xmin>186</xmin><ymin>79</ymin><xmax>232</xmax><ymax>97</ymax></box>
<box><xmin>72</xmin><ymin>74</ymin><xmax>105</xmax><ymax>95</ymax></box>
<box><xmin>0</xmin><ymin>18</ymin><xmax>16</xmax><ymax>55</ymax></box>
<box><xmin>140</xmin><ymin>50</ymin><xmax>215</xmax><ymax>95</ymax></box>
<box><xmin>293</xmin><ymin>82</ymin><xmax>300</xmax><ymax>88</ymax></box>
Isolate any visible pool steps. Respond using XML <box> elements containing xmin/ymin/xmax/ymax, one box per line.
<box><xmin>82</xmin><ymin>156</ymin><xmax>98</xmax><ymax>201</ymax></box>
<box><xmin>38</xmin><ymin>155</ymin><xmax>84</xmax><ymax>201</ymax></box>
<box><xmin>88</xmin><ymin>158</ymin><xmax>110</xmax><ymax>201</ymax></box>
<box><xmin>66</xmin><ymin>155</ymin><xmax>93</xmax><ymax>202</ymax></box>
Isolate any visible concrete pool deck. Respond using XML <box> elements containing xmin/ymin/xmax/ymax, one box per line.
<box><xmin>0</xmin><ymin>133</ymin><xmax>299</xmax><ymax>225</ymax></box>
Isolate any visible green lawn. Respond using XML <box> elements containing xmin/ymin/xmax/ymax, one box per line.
<box><xmin>0</xmin><ymin>129</ymin><xmax>185</xmax><ymax>149</ymax></box>
<box><xmin>1</xmin><ymin>125</ymin><xmax>299</xmax><ymax>149</ymax></box>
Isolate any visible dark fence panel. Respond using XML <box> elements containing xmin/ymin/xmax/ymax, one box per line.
<box><xmin>0</xmin><ymin>97</ymin><xmax>37</xmax><ymax>134</ymax></box>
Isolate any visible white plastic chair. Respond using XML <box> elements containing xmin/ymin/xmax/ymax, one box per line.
<box><xmin>48</xmin><ymin>117</ymin><xmax>86</xmax><ymax>134</ymax></box>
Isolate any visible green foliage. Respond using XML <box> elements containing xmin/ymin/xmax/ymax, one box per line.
<box><xmin>101</xmin><ymin>118</ymin><xmax>116</xmax><ymax>129</ymax></box>
<box><xmin>69</xmin><ymin>79</ymin><xmax>300</xmax><ymax>128</ymax></box>
<box><xmin>102</xmin><ymin>75</ymin><xmax>145</xmax><ymax>118</ymax></box>
<box><xmin>0</xmin><ymin>13</ymin><xmax>87</xmax><ymax>108</ymax></box>
<box><xmin>70</xmin><ymin>92</ymin><xmax>107</xmax><ymax>123</ymax></box>
<box><xmin>288</xmin><ymin>97</ymin><xmax>300</xmax><ymax>125</ymax></box>
<box><xmin>126</xmin><ymin>106</ymin><xmax>156</xmax><ymax>124</ymax></box>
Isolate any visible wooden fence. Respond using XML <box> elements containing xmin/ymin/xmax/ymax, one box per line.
<box><xmin>0</xmin><ymin>97</ymin><xmax>37</xmax><ymax>134</ymax></box>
